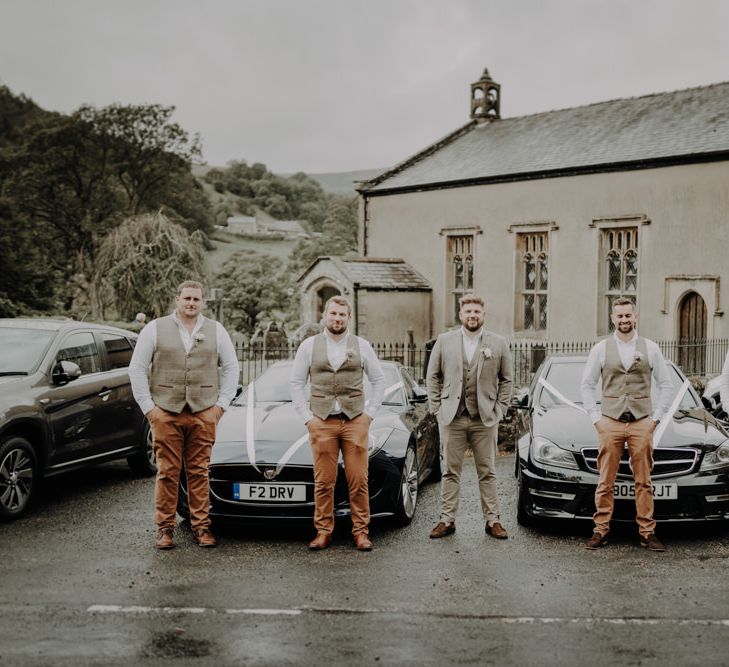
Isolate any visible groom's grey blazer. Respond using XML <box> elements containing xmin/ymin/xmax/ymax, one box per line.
<box><xmin>426</xmin><ymin>328</ymin><xmax>513</xmax><ymax>427</ymax></box>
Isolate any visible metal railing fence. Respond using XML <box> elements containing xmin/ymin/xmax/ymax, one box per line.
<box><xmin>235</xmin><ymin>338</ymin><xmax>729</xmax><ymax>388</ymax></box>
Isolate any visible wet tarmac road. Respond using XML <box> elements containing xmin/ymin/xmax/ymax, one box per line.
<box><xmin>2</xmin><ymin>454</ymin><xmax>729</xmax><ymax>665</ymax></box>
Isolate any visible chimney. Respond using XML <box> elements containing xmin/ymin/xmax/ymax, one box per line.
<box><xmin>470</xmin><ymin>68</ymin><xmax>500</xmax><ymax>121</ymax></box>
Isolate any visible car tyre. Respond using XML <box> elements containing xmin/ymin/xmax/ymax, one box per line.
<box><xmin>516</xmin><ymin>469</ymin><xmax>535</xmax><ymax>527</ymax></box>
<box><xmin>127</xmin><ymin>422</ymin><xmax>156</xmax><ymax>476</ymax></box>
<box><xmin>0</xmin><ymin>436</ymin><xmax>37</xmax><ymax>521</ymax></box>
<box><xmin>393</xmin><ymin>445</ymin><xmax>418</xmax><ymax>526</ymax></box>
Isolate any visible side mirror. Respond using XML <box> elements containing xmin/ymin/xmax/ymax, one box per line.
<box><xmin>410</xmin><ymin>385</ymin><xmax>429</xmax><ymax>404</ymax></box>
<box><xmin>52</xmin><ymin>360</ymin><xmax>82</xmax><ymax>385</ymax></box>
<box><xmin>512</xmin><ymin>388</ymin><xmax>530</xmax><ymax>409</ymax></box>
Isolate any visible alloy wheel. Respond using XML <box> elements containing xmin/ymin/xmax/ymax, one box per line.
<box><xmin>0</xmin><ymin>444</ymin><xmax>34</xmax><ymax>516</ymax></box>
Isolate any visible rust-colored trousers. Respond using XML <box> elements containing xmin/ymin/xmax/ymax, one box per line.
<box><xmin>307</xmin><ymin>414</ymin><xmax>370</xmax><ymax>535</ymax></box>
<box><xmin>593</xmin><ymin>415</ymin><xmax>655</xmax><ymax>538</ymax></box>
<box><xmin>149</xmin><ymin>406</ymin><xmax>218</xmax><ymax>531</ymax></box>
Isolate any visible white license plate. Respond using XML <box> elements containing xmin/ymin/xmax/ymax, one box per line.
<box><xmin>614</xmin><ymin>482</ymin><xmax>677</xmax><ymax>500</ymax></box>
<box><xmin>234</xmin><ymin>483</ymin><xmax>306</xmax><ymax>502</ymax></box>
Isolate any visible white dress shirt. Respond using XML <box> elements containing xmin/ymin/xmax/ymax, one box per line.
<box><xmin>580</xmin><ymin>331</ymin><xmax>674</xmax><ymax>424</ymax></box>
<box><xmin>128</xmin><ymin>313</ymin><xmax>239</xmax><ymax>415</ymax></box>
<box><xmin>461</xmin><ymin>326</ymin><xmax>483</xmax><ymax>364</ymax></box>
<box><xmin>289</xmin><ymin>329</ymin><xmax>385</xmax><ymax>424</ymax></box>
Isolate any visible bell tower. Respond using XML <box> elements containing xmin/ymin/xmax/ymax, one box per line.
<box><xmin>470</xmin><ymin>68</ymin><xmax>500</xmax><ymax>120</ymax></box>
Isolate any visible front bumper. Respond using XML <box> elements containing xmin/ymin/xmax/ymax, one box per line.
<box><xmin>520</xmin><ymin>464</ymin><xmax>729</xmax><ymax>522</ymax></box>
<box><xmin>179</xmin><ymin>452</ymin><xmax>403</xmax><ymax>523</ymax></box>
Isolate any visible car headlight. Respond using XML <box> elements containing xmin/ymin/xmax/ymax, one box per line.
<box><xmin>531</xmin><ymin>436</ymin><xmax>579</xmax><ymax>470</ymax></box>
<box><xmin>701</xmin><ymin>440</ymin><xmax>729</xmax><ymax>471</ymax></box>
<box><xmin>368</xmin><ymin>427</ymin><xmax>393</xmax><ymax>458</ymax></box>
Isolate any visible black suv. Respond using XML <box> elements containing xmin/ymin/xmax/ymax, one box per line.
<box><xmin>0</xmin><ymin>318</ymin><xmax>155</xmax><ymax>519</ymax></box>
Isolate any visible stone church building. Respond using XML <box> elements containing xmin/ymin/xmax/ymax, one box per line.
<box><xmin>354</xmin><ymin>68</ymin><xmax>729</xmax><ymax>352</ymax></box>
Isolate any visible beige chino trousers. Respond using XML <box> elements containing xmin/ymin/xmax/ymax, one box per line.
<box><xmin>440</xmin><ymin>414</ymin><xmax>500</xmax><ymax>524</ymax></box>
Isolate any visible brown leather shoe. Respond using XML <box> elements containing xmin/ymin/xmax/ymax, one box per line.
<box><xmin>308</xmin><ymin>532</ymin><xmax>332</xmax><ymax>550</ymax></box>
<box><xmin>429</xmin><ymin>521</ymin><xmax>456</xmax><ymax>539</ymax></box>
<box><xmin>155</xmin><ymin>527</ymin><xmax>174</xmax><ymax>550</ymax></box>
<box><xmin>585</xmin><ymin>531</ymin><xmax>608</xmax><ymax>549</ymax></box>
<box><xmin>192</xmin><ymin>528</ymin><xmax>217</xmax><ymax>548</ymax></box>
<box><xmin>353</xmin><ymin>533</ymin><xmax>373</xmax><ymax>551</ymax></box>
<box><xmin>486</xmin><ymin>521</ymin><xmax>509</xmax><ymax>539</ymax></box>
<box><xmin>639</xmin><ymin>533</ymin><xmax>666</xmax><ymax>552</ymax></box>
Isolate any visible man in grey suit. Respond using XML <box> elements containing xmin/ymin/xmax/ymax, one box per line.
<box><xmin>426</xmin><ymin>294</ymin><xmax>513</xmax><ymax>540</ymax></box>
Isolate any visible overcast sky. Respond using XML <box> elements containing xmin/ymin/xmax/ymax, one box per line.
<box><xmin>1</xmin><ymin>0</ymin><xmax>728</xmax><ymax>173</ymax></box>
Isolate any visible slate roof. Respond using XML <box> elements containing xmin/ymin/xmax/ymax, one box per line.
<box><xmin>306</xmin><ymin>257</ymin><xmax>431</xmax><ymax>291</ymax></box>
<box><xmin>361</xmin><ymin>82</ymin><xmax>729</xmax><ymax>193</ymax></box>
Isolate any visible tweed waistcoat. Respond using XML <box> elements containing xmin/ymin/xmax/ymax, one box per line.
<box><xmin>457</xmin><ymin>342</ymin><xmax>481</xmax><ymax>418</ymax></box>
<box><xmin>309</xmin><ymin>333</ymin><xmax>364</xmax><ymax>420</ymax></box>
<box><xmin>601</xmin><ymin>336</ymin><xmax>652</xmax><ymax>420</ymax></box>
<box><xmin>150</xmin><ymin>316</ymin><xmax>219</xmax><ymax>414</ymax></box>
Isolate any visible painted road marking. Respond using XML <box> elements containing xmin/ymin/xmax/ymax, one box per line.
<box><xmin>86</xmin><ymin>605</ymin><xmax>729</xmax><ymax>626</ymax></box>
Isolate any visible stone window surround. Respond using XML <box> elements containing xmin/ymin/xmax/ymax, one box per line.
<box><xmin>590</xmin><ymin>214</ymin><xmax>650</xmax><ymax>335</ymax></box>
<box><xmin>507</xmin><ymin>221</ymin><xmax>558</xmax><ymax>339</ymax></box>
<box><xmin>439</xmin><ymin>225</ymin><xmax>483</xmax><ymax>326</ymax></box>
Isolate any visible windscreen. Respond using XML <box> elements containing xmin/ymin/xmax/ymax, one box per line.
<box><xmin>0</xmin><ymin>328</ymin><xmax>55</xmax><ymax>374</ymax></box>
<box><xmin>236</xmin><ymin>363</ymin><xmax>403</xmax><ymax>405</ymax></box>
<box><xmin>538</xmin><ymin>360</ymin><xmax>699</xmax><ymax>410</ymax></box>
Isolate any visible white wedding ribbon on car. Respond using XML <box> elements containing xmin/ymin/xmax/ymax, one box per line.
<box><xmin>245</xmin><ymin>382</ymin><xmax>261</xmax><ymax>473</ymax></box>
<box><xmin>244</xmin><ymin>380</ymin><xmax>405</xmax><ymax>475</ymax></box>
<box><xmin>538</xmin><ymin>378</ymin><xmax>587</xmax><ymax>414</ymax></box>
<box><xmin>652</xmin><ymin>379</ymin><xmax>690</xmax><ymax>447</ymax></box>
<box><xmin>538</xmin><ymin>376</ymin><xmax>691</xmax><ymax>448</ymax></box>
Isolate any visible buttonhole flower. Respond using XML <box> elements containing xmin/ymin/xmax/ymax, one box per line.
<box><xmin>482</xmin><ymin>347</ymin><xmax>493</xmax><ymax>359</ymax></box>
<box><xmin>193</xmin><ymin>332</ymin><xmax>206</xmax><ymax>347</ymax></box>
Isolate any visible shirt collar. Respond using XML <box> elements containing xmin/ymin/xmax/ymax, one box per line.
<box><xmin>172</xmin><ymin>312</ymin><xmax>204</xmax><ymax>330</ymax></box>
<box><xmin>323</xmin><ymin>327</ymin><xmax>350</xmax><ymax>343</ymax></box>
<box><xmin>461</xmin><ymin>326</ymin><xmax>483</xmax><ymax>340</ymax></box>
<box><xmin>613</xmin><ymin>330</ymin><xmax>638</xmax><ymax>345</ymax></box>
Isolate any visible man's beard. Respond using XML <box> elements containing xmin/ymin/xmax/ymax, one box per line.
<box><xmin>617</xmin><ymin>321</ymin><xmax>634</xmax><ymax>333</ymax></box>
<box><xmin>463</xmin><ymin>320</ymin><xmax>483</xmax><ymax>332</ymax></box>
<box><xmin>326</xmin><ymin>322</ymin><xmax>347</xmax><ymax>335</ymax></box>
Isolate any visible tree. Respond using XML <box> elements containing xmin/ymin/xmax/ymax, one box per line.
<box><xmin>288</xmin><ymin>197</ymin><xmax>359</xmax><ymax>274</ymax></box>
<box><xmin>76</xmin><ymin>103</ymin><xmax>207</xmax><ymax>226</ymax></box>
<box><xmin>94</xmin><ymin>211</ymin><xmax>207</xmax><ymax>319</ymax></box>
<box><xmin>214</xmin><ymin>250</ymin><xmax>292</xmax><ymax>335</ymax></box>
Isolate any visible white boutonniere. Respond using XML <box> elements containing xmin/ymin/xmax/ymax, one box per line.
<box><xmin>193</xmin><ymin>332</ymin><xmax>206</xmax><ymax>347</ymax></box>
<box><xmin>481</xmin><ymin>347</ymin><xmax>493</xmax><ymax>360</ymax></box>
<box><xmin>634</xmin><ymin>351</ymin><xmax>643</xmax><ymax>362</ymax></box>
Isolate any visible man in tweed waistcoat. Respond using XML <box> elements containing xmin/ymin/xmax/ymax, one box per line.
<box><xmin>581</xmin><ymin>297</ymin><xmax>673</xmax><ymax>552</ymax></box>
<box><xmin>129</xmin><ymin>280</ymin><xmax>238</xmax><ymax>550</ymax></box>
<box><xmin>290</xmin><ymin>296</ymin><xmax>384</xmax><ymax>551</ymax></box>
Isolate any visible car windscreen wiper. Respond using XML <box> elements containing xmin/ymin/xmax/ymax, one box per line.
<box><xmin>0</xmin><ymin>371</ymin><xmax>28</xmax><ymax>376</ymax></box>
<box><xmin>382</xmin><ymin>401</ymin><xmax>404</xmax><ymax>406</ymax></box>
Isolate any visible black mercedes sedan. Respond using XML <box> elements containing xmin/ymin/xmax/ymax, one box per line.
<box><xmin>178</xmin><ymin>360</ymin><xmax>440</xmax><ymax>526</ymax></box>
<box><xmin>515</xmin><ymin>355</ymin><xmax>729</xmax><ymax>527</ymax></box>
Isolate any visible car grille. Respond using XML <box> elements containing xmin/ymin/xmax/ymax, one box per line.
<box><xmin>580</xmin><ymin>447</ymin><xmax>698</xmax><ymax>478</ymax></box>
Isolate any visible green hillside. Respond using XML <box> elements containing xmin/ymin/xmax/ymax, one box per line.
<box><xmin>206</xmin><ymin>230</ymin><xmax>298</xmax><ymax>272</ymax></box>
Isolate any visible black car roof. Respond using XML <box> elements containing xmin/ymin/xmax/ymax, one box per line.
<box><xmin>0</xmin><ymin>318</ymin><xmax>137</xmax><ymax>336</ymax></box>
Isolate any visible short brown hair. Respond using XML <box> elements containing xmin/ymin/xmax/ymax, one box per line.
<box><xmin>459</xmin><ymin>293</ymin><xmax>484</xmax><ymax>308</ymax></box>
<box><xmin>177</xmin><ymin>280</ymin><xmax>204</xmax><ymax>296</ymax></box>
<box><xmin>611</xmin><ymin>297</ymin><xmax>635</xmax><ymax>311</ymax></box>
<box><xmin>324</xmin><ymin>295</ymin><xmax>352</xmax><ymax>315</ymax></box>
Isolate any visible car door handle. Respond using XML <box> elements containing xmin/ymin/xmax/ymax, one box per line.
<box><xmin>98</xmin><ymin>389</ymin><xmax>112</xmax><ymax>401</ymax></box>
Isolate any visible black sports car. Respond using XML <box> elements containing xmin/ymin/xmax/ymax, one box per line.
<box><xmin>515</xmin><ymin>355</ymin><xmax>729</xmax><ymax>526</ymax></box>
<box><xmin>178</xmin><ymin>360</ymin><xmax>440</xmax><ymax>526</ymax></box>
